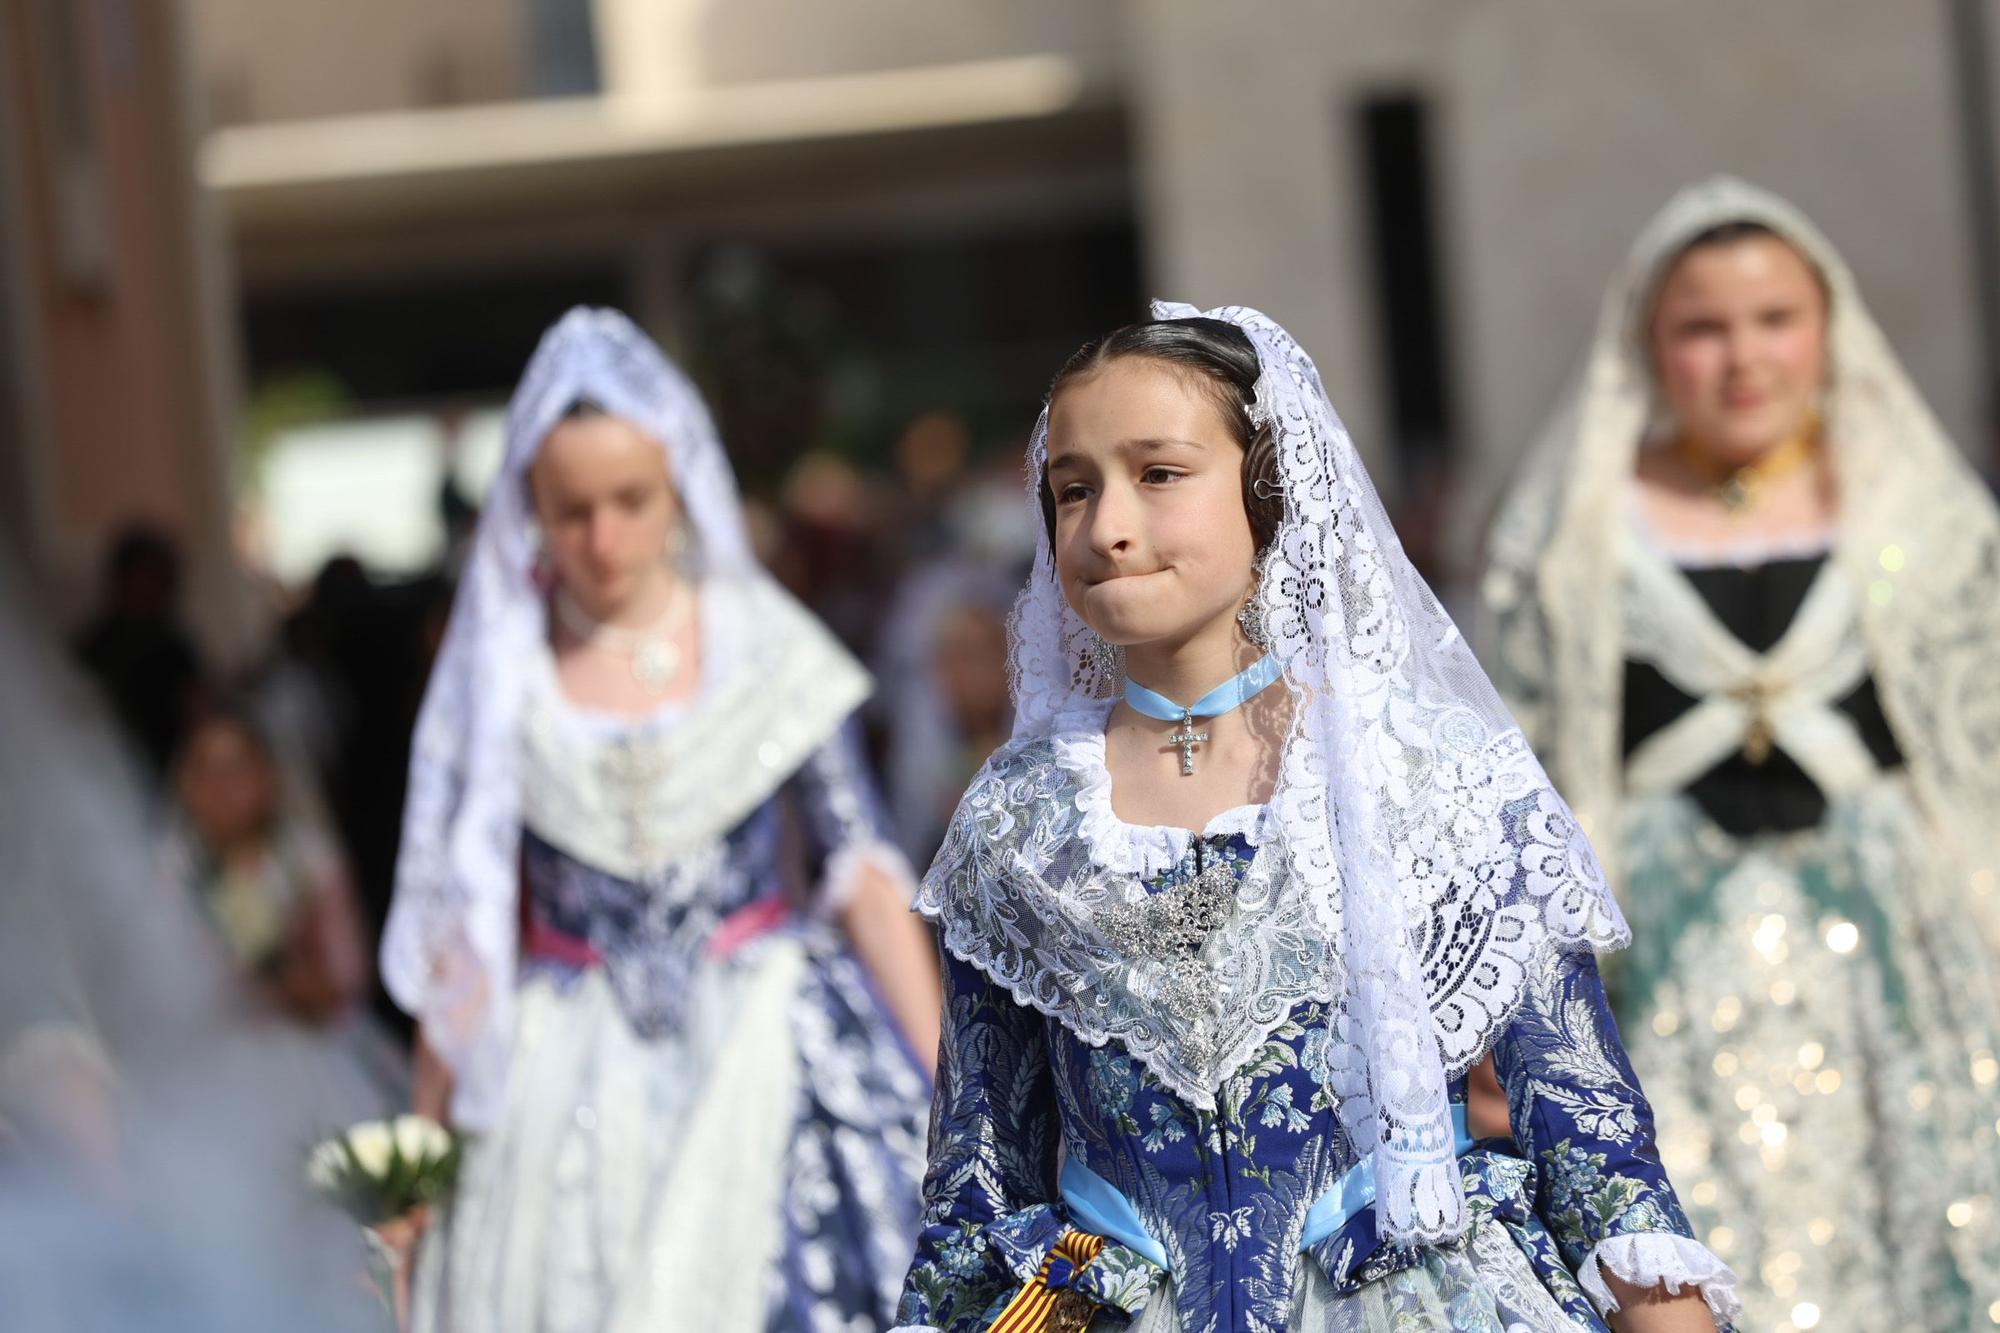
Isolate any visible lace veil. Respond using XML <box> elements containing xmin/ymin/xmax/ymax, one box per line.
<box><xmin>923</xmin><ymin>301</ymin><xmax>1628</xmax><ymax>1244</ymax></box>
<box><xmin>380</xmin><ymin>308</ymin><xmax>764</xmax><ymax>1130</ymax></box>
<box><xmin>1485</xmin><ymin>177</ymin><xmax>2000</xmax><ymax>924</ymax></box>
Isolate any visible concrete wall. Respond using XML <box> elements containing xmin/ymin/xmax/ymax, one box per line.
<box><xmin>1126</xmin><ymin>0</ymin><xmax>1983</xmax><ymax>541</ymax></box>
<box><xmin>191</xmin><ymin>0</ymin><xmax>1992</xmax><ymax>560</ymax></box>
<box><xmin>193</xmin><ymin>0</ymin><xmax>1116</xmax><ymax>121</ymax></box>
<box><xmin>690</xmin><ymin>0</ymin><xmax>1120</xmax><ymax>87</ymax></box>
<box><xmin>191</xmin><ymin>0</ymin><xmax>525</xmax><ymax>124</ymax></box>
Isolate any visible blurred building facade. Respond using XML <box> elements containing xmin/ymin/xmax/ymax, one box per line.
<box><xmin>192</xmin><ymin>1</ymin><xmax>2000</xmax><ymax>561</ymax></box>
<box><xmin>0</xmin><ymin>0</ymin><xmax>249</xmax><ymax>651</ymax></box>
<box><xmin>3</xmin><ymin>0</ymin><xmax>1983</xmax><ymax>630</ymax></box>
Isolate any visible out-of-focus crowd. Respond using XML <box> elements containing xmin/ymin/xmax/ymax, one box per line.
<box><xmin>68</xmin><ymin>409</ymin><xmax>1037</xmax><ymax>1068</ymax></box>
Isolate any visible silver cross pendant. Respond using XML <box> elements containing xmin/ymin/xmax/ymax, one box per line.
<box><xmin>1167</xmin><ymin>710</ymin><xmax>1209</xmax><ymax>776</ymax></box>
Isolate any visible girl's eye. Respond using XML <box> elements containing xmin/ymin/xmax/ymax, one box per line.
<box><xmin>1141</xmin><ymin>466</ymin><xmax>1183</xmax><ymax>485</ymax></box>
<box><xmin>1056</xmin><ymin>483</ymin><xmax>1092</xmax><ymax>505</ymax></box>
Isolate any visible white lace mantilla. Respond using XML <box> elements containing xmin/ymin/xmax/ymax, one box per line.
<box><xmin>983</xmin><ymin>300</ymin><xmax>1631</xmax><ymax>1244</ymax></box>
<box><xmin>521</xmin><ymin>577</ymin><xmax>871</xmax><ymax>882</ymax></box>
<box><xmin>917</xmin><ymin>719</ymin><xmax>1628</xmax><ymax>1117</ymax></box>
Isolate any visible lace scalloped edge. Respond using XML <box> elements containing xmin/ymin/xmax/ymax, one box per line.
<box><xmin>925</xmin><ymin>903</ymin><xmax>1339</xmax><ymax>1114</ymax></box>
<box><xmin>919</xmin><ymin>886</ymin><xmax>1621</xmax><ymax>1111</ymax></box>
<box><xmin>1580</xmin><ymin>1233</ymin><xmax>1744</xmax><ymax>1326</ymax></box>
<box><xmin>1047</xmin><ymin>714</ymin><xmax>1279</xmax><ymax>883</ymax></box>
<box><xmin>1438</xmin><ymin>922</ymin><xmax>1629</xmax><ymax>1084</ymax></box>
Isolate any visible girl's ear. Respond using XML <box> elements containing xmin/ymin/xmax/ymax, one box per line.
<box><xmin>1242</xmin><ymin>424</ymin><xmax>1284</xmax><ymax>555</ymax></box>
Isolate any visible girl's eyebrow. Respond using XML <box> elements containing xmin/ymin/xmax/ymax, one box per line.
<box><xmin>1048</xmin><ymin>437</ymin><xmax>1208</xmax><ymax>474</ymax></box>
<box><xmin>1122</xmin><ymin>437</ymin><xmax>1207</xmax><ymax>454</ymax></box>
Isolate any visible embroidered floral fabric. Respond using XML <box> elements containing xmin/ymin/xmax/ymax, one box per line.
<box><xmin>898</xmin><ymin>827</ymin><xmax>1736</xmax><ymax>1333</ymax></box>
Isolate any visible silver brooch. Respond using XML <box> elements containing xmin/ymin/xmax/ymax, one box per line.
<box><xmin>1097</xmin><ymin>860</ymin><xmax>1237</xmax><ymax>1029</ymax></box>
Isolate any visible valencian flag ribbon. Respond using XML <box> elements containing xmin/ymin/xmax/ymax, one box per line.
<box><xmin>985</xmin><ymin>1230</ymin><xmax>1106</xmax><ymax>1333</ymax></box>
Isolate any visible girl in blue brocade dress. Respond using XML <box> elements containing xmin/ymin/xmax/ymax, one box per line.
<box><xmin>381</xmin><ymin>309</ymin><xmax>938</xmax><ymax>1333</ymax></box>
<box><xmin>893</xmin><ymin>306</ymin><xmax>1740</xmax><ymax>1333</ymax></box>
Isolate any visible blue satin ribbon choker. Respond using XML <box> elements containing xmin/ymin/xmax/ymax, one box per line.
<box><xmin>1123</xmin><ymin>655</ymin><xmax>1282</xmax><ymax>775</ymax></box>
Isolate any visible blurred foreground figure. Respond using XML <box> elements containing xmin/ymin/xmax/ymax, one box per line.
<box><xmin>0</xmin><ymin>563</ymin><xmax>379</xmax><ymax>1333</ymax></box>
<box><xmin>382</xmin><ymin>309</ymin><xmax>936</xmax><ymax>1333</ymax></box>
<box><xmin>1486</xmin><ymin>176</ymin><xmax>2000</xmax><ymax>1332</ymax></box>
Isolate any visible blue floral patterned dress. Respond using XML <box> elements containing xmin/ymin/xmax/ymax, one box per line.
<box><xmin>897</xmin><ymin>781</ymin><xmax>1736</xmax><ymax>1333</ymax></box>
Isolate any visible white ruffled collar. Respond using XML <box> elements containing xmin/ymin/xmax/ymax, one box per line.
<box><xmin>1047</xmin><ymin>699</ymin><xmax>1275</xmax><ymax>879</ymax></box>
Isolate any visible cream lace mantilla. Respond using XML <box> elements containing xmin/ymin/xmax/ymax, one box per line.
<box><xmin>1486</xmin><ymin>176</ymin><xmax>2000</xmax><ymax>932</ymax></box>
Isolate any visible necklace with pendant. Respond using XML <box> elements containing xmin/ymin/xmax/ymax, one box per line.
<box><xmin>1675</xmin><ymin>421</ymin><xmax>1820</xmax><ymax>514</ymax></box>
<box><xmin>1123</xmin><ymin>656</ymin><xmax>1282</xmax><ymax>775</ymax></box>
<box><xmin>554</xmin><ymin>580</ymin><xmax>688</xmax><ymax>693</ymax></box>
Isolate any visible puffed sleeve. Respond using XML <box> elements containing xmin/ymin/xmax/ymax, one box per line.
<box><xmin>1495</xmin><ymin>948</ymin><xmax>1743</xmax><ymax>1328</ymax></box>
<box><xmin>892</xmin><ymin>946</ymin><xmax>1071</xmax><ymax>1333</ymax></box>
<box><xmin>785</xmin><ymin>715</ymin><xmax>919</xmax><ymax>916</ymax></box>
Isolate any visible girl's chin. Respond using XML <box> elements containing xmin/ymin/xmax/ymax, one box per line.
<box><xmin>1699</xmin><ymin>412</ymin><xmax>1810</xmax><ymax>461</ymax></box>
<box><xmin>568</xmin><ymin>580</ymin><xmax>638</xmax><ymax>617</ymax></box>
<box><xmin>1084</xmin><ymin>613</ymin><xmax>1224</xmax><ymax>652</ymax></box>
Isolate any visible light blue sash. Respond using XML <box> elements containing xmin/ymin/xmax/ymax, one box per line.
<box><xmin>1058</xmin><ymin>1103</ymin><xmax>1477</xmax><ymax>1272</ymax></box>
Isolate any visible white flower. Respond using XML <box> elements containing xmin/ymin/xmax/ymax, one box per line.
<box><xmin>306</xmin><ymin>1138</ymin><xmax>349</xmax><ymax>1190</ymax></box>
<box><xmin>346</xmin><ymin>1122</ymin><xmax>395</xmax><ymax>1178</ymax></box>
<box><xmin>392</xmin><ymin>1114</ymin><xmax>451</xmax><ymax>1165</ymax></box>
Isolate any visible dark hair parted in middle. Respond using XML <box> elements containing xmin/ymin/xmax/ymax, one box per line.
<box><xmin>1040</xmin><ymin>317</ymin><xmax>1284</xmax><ymax>557</ymax></box>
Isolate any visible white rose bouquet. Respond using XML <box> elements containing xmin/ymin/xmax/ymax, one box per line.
<box><xmin>308</xmin><ymin>1114</ymin><xmax>459</xmax><ymax>1327</ymax></box>
<box><xmin>307</xmin><ymin>1113</ymin><xmax>459</xmax><ymax>1223</ymax></box>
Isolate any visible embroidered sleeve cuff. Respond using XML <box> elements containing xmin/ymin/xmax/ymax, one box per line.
<box><xmin>1580</xmin><ymin>1232</ymin><xmax>1742</xmax><ymax>1326</ymax></box>
<box><xmin>1071</xmin><ymin>1237</ymin><xmax>1167</xmax><ymax>1315</ymax></box>
<box><xmin>815</xmin><ymin>838</ymin><xmax>918</xmax><ymax>917</ymax></box>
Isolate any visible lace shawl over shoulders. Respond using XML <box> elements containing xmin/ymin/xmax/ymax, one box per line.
<box><xmin>916</xmin><ymin>728</ymin><xmax>1627</xmax><ymax>1116</ymax></box>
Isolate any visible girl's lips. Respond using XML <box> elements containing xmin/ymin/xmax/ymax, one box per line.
<box><xmin>1085</xmin><ymin>568</ymin><xmax>1166</xmax><ymax>587</ymax></box>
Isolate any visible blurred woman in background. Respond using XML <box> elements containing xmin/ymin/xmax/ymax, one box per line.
<box><xmin>1485</xmin><ymin>176</ymin><xmax>2000</xmax><ymax>1332</ymax></box>
<box><xmin>161</xmin><ymin>702</ymin><xmax>401</xmax><ymax>1122</ymax></box>
<box><xmin>876</xmin><ymin>559</ymin><xmax>1018</xmax><ymax>864</ymax></box>
<box><xmin>383</xmin><ymin>308</ymin><xmax>936</xmax><ymax>1333</ymax></box>
<box><xmin>167</xmin><ymin>707</ymin><xmax>371</xmax><ymax>1026</ymax></box>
